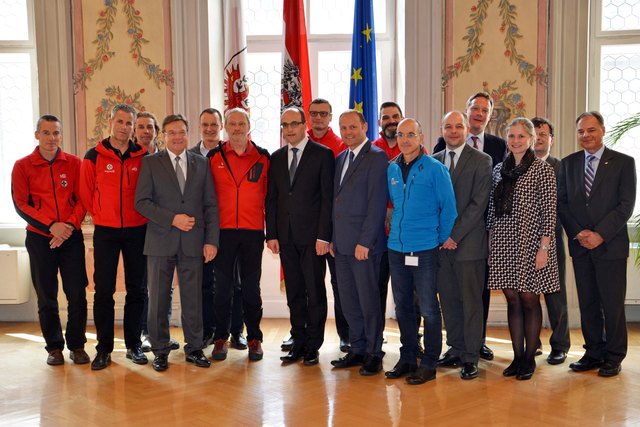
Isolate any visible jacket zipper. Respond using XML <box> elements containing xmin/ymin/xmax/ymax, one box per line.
<box><xmin>48</xmin><ymin>163</ymin><xmax>61</xmax><ymax>222</ymax></box>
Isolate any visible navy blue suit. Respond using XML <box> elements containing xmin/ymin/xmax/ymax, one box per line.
<box><xmin>332</xmin><ymin>141</ymin><xmax>389</xmax><ymax>358</ymax></box>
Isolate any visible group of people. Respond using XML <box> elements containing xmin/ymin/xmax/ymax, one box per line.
<box><xmin>11</xmin><ymin>91</ymin><xmax>636</xmax><ymax>383</ymax></box>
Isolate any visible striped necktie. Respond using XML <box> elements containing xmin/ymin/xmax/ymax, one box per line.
<box><xmin>585</xmin><ymin>155</ymin><xmax>596</xmax><ymax>197</ymax></box>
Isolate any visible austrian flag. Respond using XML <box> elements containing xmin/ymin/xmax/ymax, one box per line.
<box><xmin>281</xmin><ymin>0</ymin><xmax>312</xmax><ymax>113</ymax></box>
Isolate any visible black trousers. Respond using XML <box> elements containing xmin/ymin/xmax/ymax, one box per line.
<box><xmin>326</xmin><ymin>254</ymin><xmax>349</xmax><ymax>340</ymax></box>
<box><xmin>93</xmin><ymin>225</ymin><xmax>146</xmax><ymax>353</ymax></box>
<box><xmin>573</xmin><ymin>254</ymin><xmax>628</xmax><ymax>363</ymax></box>
<box><xmin>280</xmin><ymin>242</ymin><xmax>327</xmax><ymax>352</ymax></box>
<box><xmin>25</xmin><ymin>230</ymin><xmax>88</xmax><ymax>352</ymax></box>
<box><xmin>542</xmin><ymin>230</ymin><xmax>570</xmax><ymax>352</ymax></box>
<box><xmin>213</xmin><ymin>230</ymin><xmax>264</xmax><ymax>342</ymax></box>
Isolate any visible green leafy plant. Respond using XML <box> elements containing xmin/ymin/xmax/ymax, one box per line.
<box><xmin>605</xmin><ymin>112</ymin><xmax>640</xmax><ymax>265</ymax></box>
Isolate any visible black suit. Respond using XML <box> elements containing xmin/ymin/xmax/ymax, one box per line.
<box><xmin>558</xmin><ymin>147</ymin><xmax>636</xmax><ymax>363</ymax></box>
<box><xmin>435</xmin><ymin>132</ymin><xmax>506</xmax><ymax>343</ymax></box>
<box><xmin>266</xmin><ymin>139</ymin><xmax>334</xmax><ymax>352</ymax></box>
<box><xmin>434</xmin><ymin>133</ymin><xmax>506</xmax><ymax>168</ymax></box>
<box><xmin>541</xmin><ymin>156</ymin><xmax>570</xmax><ymax>352</ymax></box>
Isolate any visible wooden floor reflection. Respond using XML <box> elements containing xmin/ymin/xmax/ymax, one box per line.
<box><xmin>1</xmin><ymin>319</ymin><xmax>639</xmax><ymax>426</ymax></box>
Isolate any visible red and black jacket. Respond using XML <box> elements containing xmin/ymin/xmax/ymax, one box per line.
<box><xmin>12</xmin><ymin>147</ymin><xmax>86</xmax><ymax>237</ymax></box>
<box><xmin>208</xmin><ymin>140</ymin><xmax>270</xmax><ymax>231</ymax></box>
<box><xmin>80</xmin><ymin>137</ymin><xmax>147</xmax><ymax>228</ymax></box>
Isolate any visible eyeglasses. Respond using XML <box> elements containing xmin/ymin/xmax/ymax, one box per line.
<box><xmin>281</xmin><ymin>121</ymin><xmax>304</xmax><ymax>129</ymax></box>
<box><xmin>396</xmin><ymin>132</ymin><xmax>419</xmax><ymax>139</ymax></box>
<box><xmin>164</xmin><ymin>130</ymin><xmax>187</xmax><ymax>137</ymax></box>
<box><xmin>308</xmin><ymin>111</ymin><xmax>330</xmax><ymax>118</ymax></box>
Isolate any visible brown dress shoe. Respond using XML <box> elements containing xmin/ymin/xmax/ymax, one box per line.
<box><xmin>70</xmin><ymin>349</ymin><xmax>90</xmax><ymax>364</ymax></box>
<box><xmin>47</xmin><ymin>349</ymin><xmax>64</xmax><ymax>366</ymax></box>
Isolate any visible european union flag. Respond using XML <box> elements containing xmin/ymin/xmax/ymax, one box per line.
<box><xmin>349</xmin><ymin>0</ymin><xmax>378</xmax><ymax>141</ymax></box>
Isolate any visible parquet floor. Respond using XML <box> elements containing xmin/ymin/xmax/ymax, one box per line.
<box><xmin>1</xmin><ymin>319</ymin><xmax>639</xmax><ymax>426</ymax></box>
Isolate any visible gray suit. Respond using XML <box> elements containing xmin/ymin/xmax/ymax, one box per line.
<box><xmin>433</xmin><ymin>144</ymin><xmax>492</xmax><ymax>364</ymax></box>
<box><xmin>135</xmin><ymin>149</ymin><xmax>219</xmax><ymax>356</ymax></box>
<box><xmin>542</xmin><ymin>156</ymin><xmax>570</xmax><ymax>352</ymax></box>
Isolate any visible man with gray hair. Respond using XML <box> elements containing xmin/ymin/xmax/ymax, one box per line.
<box><xmin>80</xmin><ymin>104</ymin><xmax>149</xmax><ymax>370</ymax></box>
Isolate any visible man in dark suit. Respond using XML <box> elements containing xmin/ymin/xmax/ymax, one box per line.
<box><xmin>266</xmin><ymin>107</ymin><xmax>334</xmax><ymax>366</ymax></box>
<box><xmin>558</xmin><ymin>111</ymin><xmax>636</xmax><ymax>377</ymax></box>
<box><xmin>330</xmin><ymin>109</ymin><xmax>389</xmax><ymax>376</ymax></box>
<box><xmin>532</xmin><ymin>117</ymin><xmax>571</xmax><ymax>365</ymax></box>
<box><xmin>433</xmin><ymin>92</ymin><xmax>507</xmax><ymax>360</ymax></box>
<box><xmin>135</xmin><ymin>114</ymin><xmax>220</xmax><ymax>372</ymax></box>
<box><xmin>189</xmin><ymin>107</ymin><xmax>246</xmax><ymax>350</ymax></box>
<box><xmin>432</xmin><ymin>111</ymin><xmax>492</xmax><ymax>380</ymax></box>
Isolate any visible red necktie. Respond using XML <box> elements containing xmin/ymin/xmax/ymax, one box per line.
<box><xmin>471</xmin><ymin>136</ymin><xmax>478</xmax><ymax>149</ymax></box>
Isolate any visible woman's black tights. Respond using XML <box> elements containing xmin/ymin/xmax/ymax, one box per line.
<box><xmin>503</xmin><ymin>288</ymin><xmax>542</xmax><ymax>366</ymax></box>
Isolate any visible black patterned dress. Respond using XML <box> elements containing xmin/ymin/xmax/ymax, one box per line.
<box><xmin>487</xmin><ymin>158</ymin><xmax>560</xmax><ymax>294</ymax></box>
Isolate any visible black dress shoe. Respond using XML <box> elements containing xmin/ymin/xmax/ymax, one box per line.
<box><xmin>126</xmin><ymin>346</ymin><xmax>148</xmax><ymax>365</ymax></box>
<box><xmin>280</xmin><ymin>349</ymin><xmax>303</xmax><ymax>364</ymax></box>
<box><xmin>569</xmin><ymin>355</ymin><xmax>604</xmax><ymax>372</ymax></box>
<box><xmin>437</xmin><ymin>352</ymin><xmax>461</xmax><ymax>367</ymax></box>
<box><xmin>331</xmin><ymin>352</ymin><xmax>365</xmax><ymax>368</ymax></box>
<box><xmin>339</xmin><ymin>338</ymin><xmax>350</xmax><ymax>353</ymax></box>
<box><xmin>169</xmin><ymin>338</ymin><xmax>180</xmax><ymax>351</ymax></box>
<box><xmin>460</xmin><ymin>362</ymin><xmax>478</xmax><ymax>380</ymax></box>
<box><xmin>281</xmin><ymin>336</ymin><xmax>294</xmax><ymax>352</ymax></box>
<box><xmin>598</xmin><ymin>360</ymin><xmax>621</xmax><ymax>377</ymax></box>
<box><xmin>186</xmin><ymin>350</ymin><xmax>211</xmax><ymax>368</ymax></box>
<box><xmin>479</xmin><ymin>344</ymin><xmax>494</xmax><ymax>361</ymax></box>
<box><xmin>516</xmin><ymin>360</ymin><xmax>536</xmax><ymax>381</ymax></box>
<box><xmin>303</xmin><ymin>350</ymin><xmax>319</xmax><ymax>366</ymax></box>
<box><xmin>406</xmin><ymin>366</ymin><xmax>436</xmax><ymax>385</ymax></box>
<box><xmin>152</xmin><ymin>354</ymin><xmax>169</xmax><ymax>372</ymax></box>
<box><xmin>91</xmin><ymin>352</ymin><xmax>111</xmax><ymax>371</ymax></box>
<box><xmin>502</xmin><ymin>359</ymin><xmax>520</xmax><ymax>377</ymax></box>
<box><xmin>385</xmin><ymin>361</ymin><xmax>417</xmax><ymax>379</ymax></box>
<box><xmin>230</xmin><ymin>333</ymin><xmax>248</xmax><ymax>350</ymax></box>
<box><xmin>547</xmin><ymin>349</ymin><xmax>568</xmax><ymax>365</ymax></box>
<box><xmin>359</xmin><ymin>355</ymin><xmax>383</xmax><ymax>376</ymax></box>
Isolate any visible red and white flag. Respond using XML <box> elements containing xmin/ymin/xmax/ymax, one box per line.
<box><xmin>223</xmin><ymin>0</ymin><xmax>250</xmax><ymax>114</ymax></box>
<box><xmin>282</xmin><ymin>0</ymin><xmax>312</xmax><ymax>113</ymax></box>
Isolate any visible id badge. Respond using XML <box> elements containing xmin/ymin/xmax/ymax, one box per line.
<box><xmin>405</xmin><ymin>254</ymin><xmax>418</xmax><ymax>266</ymax></box>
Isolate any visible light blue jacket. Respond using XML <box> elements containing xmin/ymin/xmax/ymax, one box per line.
<box><xmin>387</xmin><ymin>152</ymin><xmax>457</xmax><ymax>252</ymax></box>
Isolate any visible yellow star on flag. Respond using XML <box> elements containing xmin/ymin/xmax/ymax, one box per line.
<box><xmin>361</xmin><ymin>23</ymin><xmax>372</xmax><ymax>43</ymax></box>
<box><xmin>353</xmin><ymin>101</ymin><xmax>363</xmax><ymax>112</ymax></box>
<box><xmin>351</xmin><ymin>67</ymin><xmax>363</xmax><ymax>86</ymax></box>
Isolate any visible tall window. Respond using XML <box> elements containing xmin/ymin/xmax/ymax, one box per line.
<box><xmin>0</xmin><ymin>0</ymin><xmax>38</xmax><ymax>224</ymax></box>
<box><xmin>590</xmin><ymin>0</ymin><xmax>640</xmax><ymax>216</ymax></box>
<box><xmin>244</xmin><ymin>0</ymin><xmax>395</xmax><ymax>153</ymax></box>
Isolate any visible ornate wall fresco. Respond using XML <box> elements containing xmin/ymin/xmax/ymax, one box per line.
<box><xmin>72</xmin><ymin>0</ymin><xmax>174</xmax><ymax>149</ymax></box>
<box><xmin>442</xmin><ymin>0</ymin><xmax>549</xmax><ymax>138</ymax></box>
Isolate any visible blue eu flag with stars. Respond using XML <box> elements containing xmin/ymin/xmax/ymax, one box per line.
<box><xmin>349</xmin><ymin>0</ymin><xmax>378</xmax><ymax>141</ymax></box>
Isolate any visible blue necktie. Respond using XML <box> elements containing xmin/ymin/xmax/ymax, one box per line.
<box><xmin>585</xmin><ymin>155</ymin><xmax>596</xmax><ymax>197</ymax></box>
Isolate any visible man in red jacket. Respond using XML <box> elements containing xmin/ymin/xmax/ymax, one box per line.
<box><xmin>305</xmin><ymin>98</ymin><xmax>350</xmax><ymax>353</ymax></box>
<box><xmin>209</xmin><ymin>107</ymin><xmax>270</xmax><ymax>361</ymax></box>
<box><xmin>11</xmin><ymin>115</ymin><xmax>89</xmax><ymax>366</ymax></box>
<box><xmin>80</xmin><ymin>104</ymin><xmax>148</xmax><ymax>370</ymax></box>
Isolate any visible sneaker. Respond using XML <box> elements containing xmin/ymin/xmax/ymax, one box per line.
<box><xmin>140</xmin><ymin>334</ymin><xmax>152</xmax><ymax>353</ymax></box>
<box><xmin>248</xmin><ymin>339</ymin><xmax>263</xmax><ymax>361</ymax></box>
<box><xmin>69</xmin><ymin>348</ymin><xmax>90</xmax><ymax>364</ymax></box>
<box><xmin>230</xmin><ymin>333</ymin><xmax>248</xmax><ymax>350</ymax></box>
<box><xmin>169</xmin><ymin>338</ymin><xmax>180</xmax><ymax>351</ymax></box>
<box><xmin>47</xmin><ymin>349</ymin><xmax>64</xmax><ymax>366</ymax></box>
<box><xmin>211</xmin><ymin>339</ymin><xmax>229</xmax><ymax>360</ymax></box>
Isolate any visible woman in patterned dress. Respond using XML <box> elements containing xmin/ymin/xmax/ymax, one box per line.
<box><xmin>487</xmin><ymin>117</ymin><xmax>560</xmax><ymax>380</ymax></box>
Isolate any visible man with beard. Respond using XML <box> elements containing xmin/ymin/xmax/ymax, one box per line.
<box><xmin>372</xmin><ymin>102</ymin><xmax>403</xmax><ymax>335</ymax></box>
